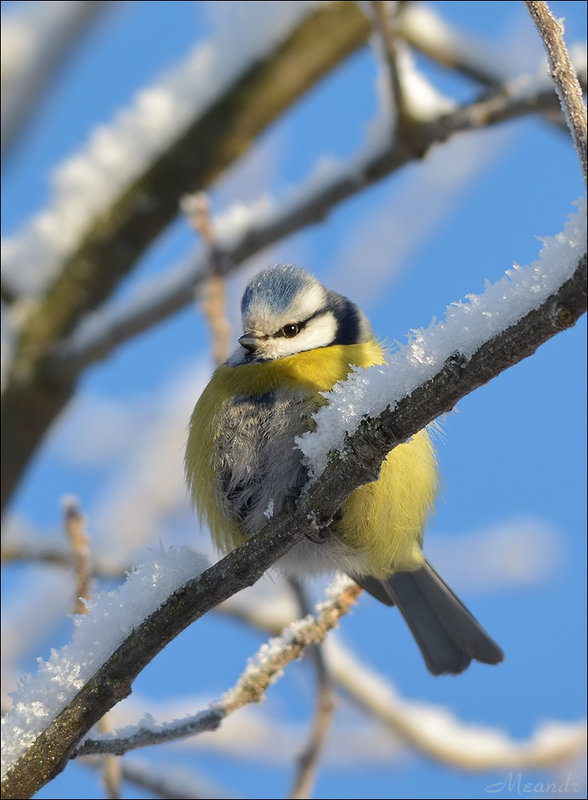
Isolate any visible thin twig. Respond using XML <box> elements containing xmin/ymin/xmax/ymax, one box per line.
<box><xmin>1</xmin><ymin>541</ymin><xmax>126</xmax><ymax>578</ymax></box>
<box><xmin>370</xmin><ymin>1</ymin><xmax>411</xmax><ymax>124</ymax></box>
<box><xmin>62</xmin><ymin>496</ymin><xmax>91</xmax><ymax>615</ymax></box>
<box><xmin>524</xmin><ymin>1</ymin><xmax>587</xmax><ymax>187</ymax></box>
<box><xmin>208</xmin><ymin>592</ymin><xmax>588</xmax><ymax>774</ymax></box>
<box><xmin>97</xmin><ymin>715</ymin><xmax>122</xmax><ymax>800</ymax></box>
<box><xmin>182</xmin><ymin>192</ymin><xmax>232</xmax><ymax>366</ymax></box>
<box><xmin>287</xmin><ymin>579</ymin><xmax>337</xmax><ymax>800</ymax></box>
<box><xmin>62</xmin><ymin>496</ymin><xmax>121</xmax><ymax>795</ymax></box>
<box><xmin>82</xmin><ymin>756</ymin><xmax>238</xmax><ymax>800</ymax></box>
<box><xmin>75</xmin><ymin>580</ymin><xmax>360</xmax><ymax>758</ymax></box>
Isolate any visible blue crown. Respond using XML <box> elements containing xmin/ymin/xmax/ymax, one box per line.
<box><xmin>241</xmin><ymin>264</ymin><xmax>318</xmax><ymax>316</ymax></box>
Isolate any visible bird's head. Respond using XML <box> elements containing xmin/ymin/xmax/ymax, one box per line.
<box><xmin>233</xmin><ymin>264</ymin><xmax>372</xmax><ymax>362</ymax></box>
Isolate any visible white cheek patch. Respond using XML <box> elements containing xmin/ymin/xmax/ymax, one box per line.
<box><xmin>263</xmin><ymin>313</ymin><xmax>338</xmax><ymax>359</ymax></box>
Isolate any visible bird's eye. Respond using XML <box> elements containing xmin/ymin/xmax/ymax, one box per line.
<box><xmin>281</xmin><ymin>323</ymin><xmax>300</xmax><ymax>338</ymax></box>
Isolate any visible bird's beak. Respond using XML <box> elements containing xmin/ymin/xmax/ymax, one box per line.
<box><xmin>238</xmin><ymin>334</ymin><xmax>259</xmax><ymax>353</ymax></box>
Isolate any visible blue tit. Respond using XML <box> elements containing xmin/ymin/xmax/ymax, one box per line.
<box><xmin>186</xmin><ymin>264</ymin><xmax>503</xmax><ymax>675</ymax></box>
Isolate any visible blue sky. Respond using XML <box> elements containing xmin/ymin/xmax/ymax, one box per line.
<box><xmin>2</xmin><ymin>2</ymin><xmax>587</xmax><ymax>799</ymax></box>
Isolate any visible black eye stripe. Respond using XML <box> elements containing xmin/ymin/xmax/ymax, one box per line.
<box><xmin>273</xmin><ymin>308</ymin><xmax>326</xmax><ymax>338</ymax></box>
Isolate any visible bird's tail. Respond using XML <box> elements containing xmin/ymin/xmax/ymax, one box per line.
<box><xmin>356</xmin><ymin>559</ymin><xmax>504</xmax><ymax>675</ymax></box>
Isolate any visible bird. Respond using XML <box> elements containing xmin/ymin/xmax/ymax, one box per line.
<box><xmin>185</xmin><ymin>264</ymin><xmax>504</xmax><ymax>675</ymax></box>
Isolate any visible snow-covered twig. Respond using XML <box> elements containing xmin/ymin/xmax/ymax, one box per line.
<box><xmin>76</xmin><ymin>601</ymin><xmax>587</xmax><ymax>773</ymax></box>
<box><xmin>74</xmin><ymin>579</ymin><xmax>359</xmax><ymax>759</ymax></box>
<box><xmin>397</xmin><ymin>2</ymin><xmax>512</xmax><ymax>86</ymax></box>
<box><xmin>77</xmin><ymin>707</ymin><xmax>224</xmax><ymax>757</ymax></box>
<box><xmin>397</xmin><ymin>2</ymin><xmax>586</xmax><ymax>134</ymax></box>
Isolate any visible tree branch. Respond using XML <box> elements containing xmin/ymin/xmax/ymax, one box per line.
<box><xmin>2</xmin><ymin>239</ymin><xmax>585</xmax><ymax>797</ymax></box>
<box><xmin>524</xmin><ymin>1</ymin><xmax>587</xmax><ymax>187</ymax></box>
<box><xmin>370</xmin><ymin>1</ymin><xmax>412</xmax><ymax>125</ymax></box>
<box><xmin>397</xmin><ymin>2</ymin><xmax>587</xmax><ymax>133</ymax></box>
<box><xmin>397</xmin><ymin>2</ymin><xmax>510</xmax><ymax>87</ymax></box>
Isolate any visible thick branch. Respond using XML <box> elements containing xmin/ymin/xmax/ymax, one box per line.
<box><xmin>2</xmin><ymin>249</ymin><xmax>585</xmax><ymax>799</ymax></box>
<box><xmin>0</xmin><ymin>1</ymin><xmax>371</xmax><ymax>515</ymax></box>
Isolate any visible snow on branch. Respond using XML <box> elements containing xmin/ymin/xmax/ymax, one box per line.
<box><xmin>397</xmin><ymin>2</ymin><xmax>513</xmax><ymax>86</ymax></box>
<box><xmin>211</xmin><ymin>592</ymin><xmax>588</xmax><ymax>772</ymax></box>
<box><xmin>298</xmin><ymin>200</ymin><xmax>586</xmax><ymax>476</ymax></box>
<box><xmin>74</xmin><ymin>576</ymin><xmax>356</xmax><ymax>758</ymax></box>
<box><xmin>1</xmin><ymin>570</ymin><xmax>358</xmax><ymax>797</ymax></box>
<box><xmin>1</xmin><ymin>198</ymin><xmax>586</xmax><ymax>798</ymax></box>
<box><xmin>50</xmin><ymin>65</ymin><xmax>585</xmax><ymax>378</ymax></box>
<box><xmin>1</xmin><ymin>1</ymin><xmax>113</xmax><ymax>159</ymax></box>
<box><xmin>76</xmin><ymin>615</ymin><xmax>587</xmax><ymax>773</ymax></box>
<box><xmin>1</xmin><ymin>548</ymin><xmax>211</xmax><ymax>778</ymax></box>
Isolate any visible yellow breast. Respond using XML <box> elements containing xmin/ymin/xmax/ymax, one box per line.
<box><xmin>210</xmin><ymin>340</ymin><xmax>387</xmax><ymax>397</ymax></box>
